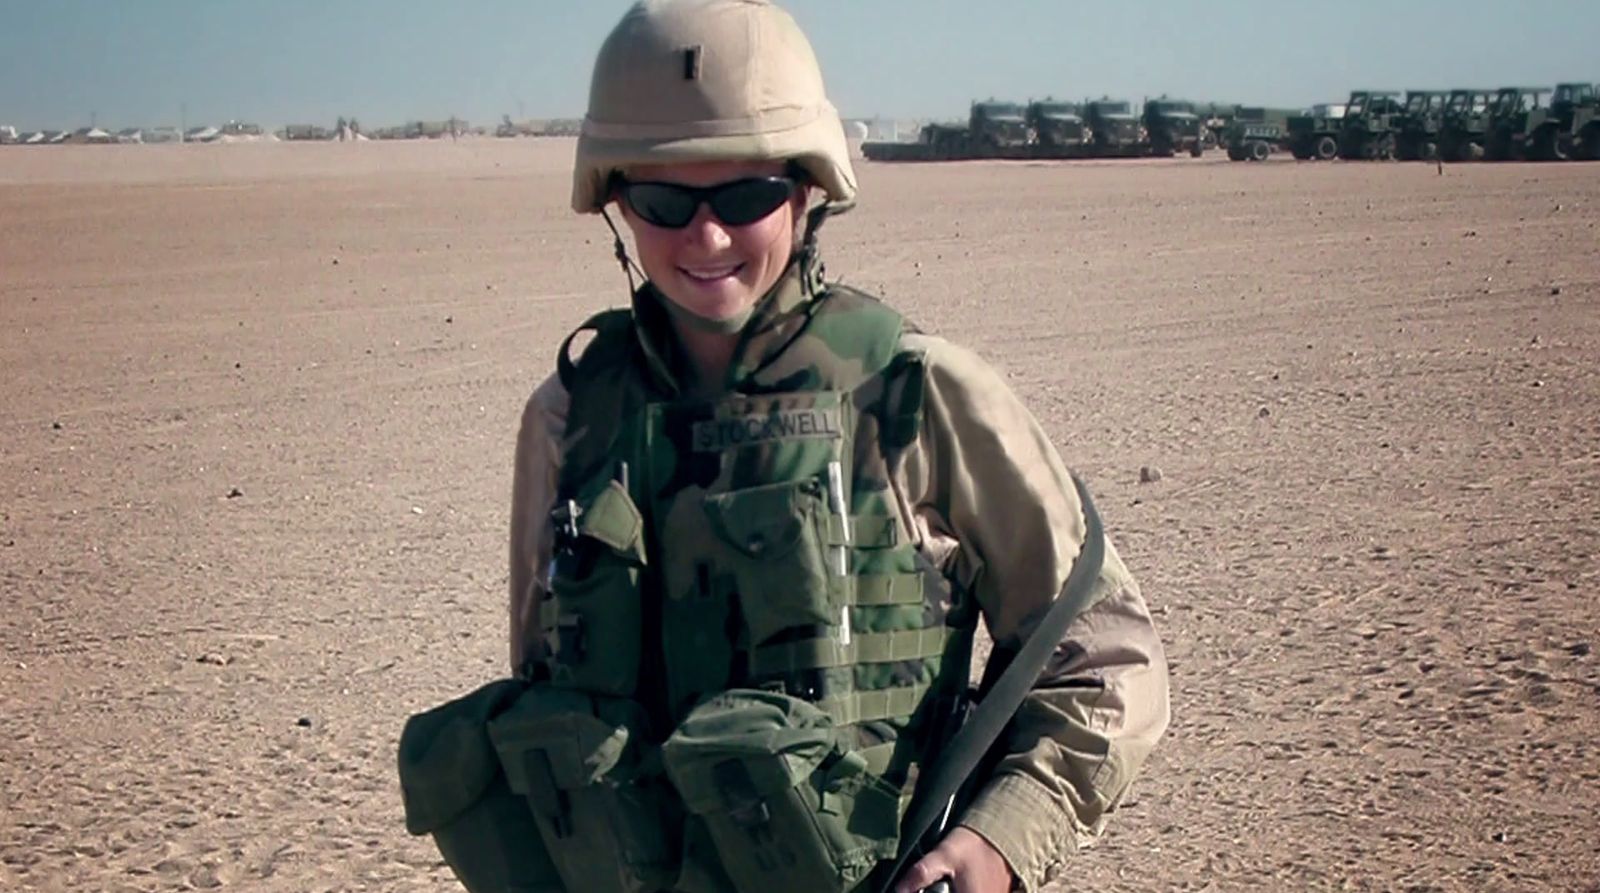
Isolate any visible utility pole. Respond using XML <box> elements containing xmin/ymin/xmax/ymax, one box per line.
<box><xmin>181</xmin><ymin>102</ymin><xmax>188</xmax><ymax>142</ymax></box>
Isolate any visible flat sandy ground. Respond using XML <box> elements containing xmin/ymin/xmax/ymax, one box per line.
<box><xmin>2</xmin><ymin>140</ymin><xmax>1597</xmax><ymax>892</ymax></box>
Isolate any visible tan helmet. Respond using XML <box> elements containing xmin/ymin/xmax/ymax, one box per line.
<box><xmin>571</xmin><ymin>0</ymin><xmax>857</xmax><ymax>214</ymax></box>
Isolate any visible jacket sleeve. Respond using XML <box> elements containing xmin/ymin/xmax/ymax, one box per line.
<box><xmin>508</xmin><ymin>373</ymin><xmax>570</xmax><ymax>676</ymax></box>
<box><xmin>893</xmin><ymin>335</ymin><xmax>1171</xmax><ymax>892</ymax></box>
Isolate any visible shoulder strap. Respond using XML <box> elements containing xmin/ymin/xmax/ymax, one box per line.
<box><xmin>557</xmin><ymin>308</ymin><xmax>634</xmax><ymax>393</ymax></box>
<box><xmin>882</xmin><ymin>473</ymin><xmax>1108</xmax><ymax>893</ymax></box>
<box><xmin>554</xmin><ymin>308</ymin><xmax>641</xmax><ymax>496</ymax></box>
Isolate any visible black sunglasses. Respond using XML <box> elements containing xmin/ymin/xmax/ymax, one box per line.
<box><xmin>618</xmin><ymin>176</ymin><xmax>799</xmax><ymax>229</ymax></box>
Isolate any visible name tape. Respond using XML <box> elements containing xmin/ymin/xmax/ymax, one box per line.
<box><xmin>692</xmin><ymin>408</ymin><xmax>843</xmax><ymax>452</ymax></box>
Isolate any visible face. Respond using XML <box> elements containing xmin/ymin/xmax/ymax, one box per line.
<box><xmin>616</xmin><ymin>160</ymin><xmax>807</xmax><ymax>324</ymax></box>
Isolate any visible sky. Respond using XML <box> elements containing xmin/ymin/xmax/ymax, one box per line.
<box><xmin>1</xmin><ymin>0</ymin><xmax>1596</xmax><ymax>131</ymax></box>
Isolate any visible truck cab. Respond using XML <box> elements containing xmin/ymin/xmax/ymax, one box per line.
<box><xmin>1141</xmin><ymin>99</ymin><xmax>1205</xmax><ymax>157</ymax></box>
<box><xmin>1394</xmin><ymin>90</ymin><xmax>1447</xmax><ymax>160</ymax></box>
<box><xmin>1485</xmin><ymin>87</ymin><xmax>1553</xmax><ymax>159</ymax></box>
<box><xmin>1025</xmin><ymin>100</ymin><xmax>1087</xmax><ymax>147</ymax></box>
<box><xmin>1085</xmin><ymin>99</ymin><xmax>1141</xmax><ymax>150</ymax></box>
<box><xmin>968</xmin><ymin>101</ymin><xmax>1030</xmax><ymax>148</ymax></box>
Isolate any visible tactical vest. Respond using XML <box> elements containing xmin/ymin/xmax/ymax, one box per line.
<box><xmin>400</xmin><ymin>265</ymin><xmax>977</xmax><ymax>893</ymax></box>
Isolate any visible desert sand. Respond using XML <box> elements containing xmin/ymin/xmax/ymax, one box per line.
<box><xmin>2</xmin><ymin>140</ymin><xmax>1597</xmax><ymax>892</ymax></box>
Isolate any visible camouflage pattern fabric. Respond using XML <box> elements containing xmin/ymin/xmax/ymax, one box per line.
<box><xmin>510</xmin><ymin>259</ymin><xmax>1170</xmax><ymax>892</ymax></box>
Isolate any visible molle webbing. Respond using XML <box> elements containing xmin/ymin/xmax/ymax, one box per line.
<box><xmin>547</xmin><ymin>281</ymin><xmax>956</xmax><ymax>739</ymax></box>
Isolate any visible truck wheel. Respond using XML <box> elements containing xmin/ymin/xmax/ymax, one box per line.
<box><xmin>1581</xmin><ymin>126</ymin><xmax>1600</xmax><ymax>161</ymax></box>
<box><xmin>1190</xmin><ymin>142</ymin><xmax>1204</xmax><ymax>158</ymax></box>
<box><xmin>1532</xmin><ymin>128</ymin><xmax>1568</xmax><ymax>162</ymax></box>
<box><xmin>1315</xmin><ymin>135</ymin><xmax>1338</xmax><ymax>160</ymax></box>
<box><xmin>1249</xmin><ymin>140</ymin><xmax>1271</xmax><ymax>162</ymax></box>
<box><xmin>1484</xmin><ymin>134</ymin><xmax>1510</xmax><ymax>161</ymax></box>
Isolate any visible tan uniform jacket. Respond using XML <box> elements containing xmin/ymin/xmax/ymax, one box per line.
<box><xmin>509</xmin><ymin>330</ymin><xmax>1170</xmax><ymax>893</ymax></box>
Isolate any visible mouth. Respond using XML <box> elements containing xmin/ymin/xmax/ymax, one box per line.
<box><xmin>679</xmin><ymin>263</ymin><xmax>744</xmax><ymax>284</ymax></box>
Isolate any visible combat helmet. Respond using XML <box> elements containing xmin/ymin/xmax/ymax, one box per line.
<box><xmin>571</xmin><ymin>0</ymin><xmax>857</xmax><ymax>215</ymax></box>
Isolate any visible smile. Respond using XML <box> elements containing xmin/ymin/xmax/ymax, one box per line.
<box><xmin>680</xmin><ymin>264</ymin><xmax>743</xmax><ymax>282</ymax></box>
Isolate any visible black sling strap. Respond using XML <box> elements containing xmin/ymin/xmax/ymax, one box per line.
<box><xmin>884</xmin><ymin>473</ymin><xmax>1108</xmax><ymax>893</ymax></box>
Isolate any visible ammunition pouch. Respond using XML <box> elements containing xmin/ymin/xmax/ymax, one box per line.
<box><xmin>542</xmin><ymin>479</ymin><xmax>648</xmax><ymax>698</ymax></box>
<box><xmin>488</xmin><ymin>686</ymin><xmax>679</xmax><ymax>893</ymax></box>
<box><xmin>397</xmin><ymin>679</ymin><xmax>564</xmax><ymax>893</ymax></box>
<box><xmin>662</xmin><ymin>689</ymin><xmax>902</xmax><ymax>893</ymax></box>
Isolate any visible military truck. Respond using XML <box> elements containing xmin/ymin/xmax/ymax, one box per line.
<box><xmin>1335</xmin><ymin>91</ymin><xmax>1404</xmax><ymax>159</ymax></box>
<box><xmin>1193</xmin><ymin>102</ymin><xmax>1237</xmax><ymax>150</ymax></box>
<box><xmin>1393</xmin><ymin>90</ymin><xmax>1449</xmax><ymax>160</ymax></box>
<box><xmin>1526</xmin><ymin>82</ymin><xmax>1600</xmax><ymax>161</ymax></box>
<box><xmin>1025</xmin><ymin>100</ymin><xmax>1088</xmax><ymax>148</ymax></box>
<box><xmin>1437</xmin><ymin>89</ymin><xmax>1495</xmax><ymax>161</ymax></box>
<box><xmin>1142</xmin><ymin>99</ymin><xmax>1205</xmax><ymax>157</ymax></box>
<box><xmin>967</xmin><ymin>100</ymin><xmax>1031</xmax><ymax>149</ymax></box>
<box><xmin>1287</xmin><ymin>103</ymin><xmax>1346</xmax><ymax>160</ymax></box>
<box><xmin>863</xmin><ymin>100</ymin><xmax>1030</xmax><ymax>161</ymax></box>
<box><xmin>1225</xmin><ymin>122</ymin><xmax>1282</xmax><ymax>161</ymax></box>
<box><xmin>1085</xmin><ymin>99</ymin><xmax>1143</xmax><ymax>154</ymax></box>
<box><xmin>1222</xmin><ymin>107</ymin><xmax>1294</xmax><ymax>161</ymax></box>
<box><xmin>1483</xmin><ymin>87</ymin><xmax>1552</xmax><ymax>160</ymax></box>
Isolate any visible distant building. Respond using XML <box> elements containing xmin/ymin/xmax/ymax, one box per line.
<box><xmin>116</xmin><ymin>127</ymin><xmax>144</xmax><ymax>144</ymax></box>
<box><xmin>185</xmin><ymin>125</ymin><xmax>221</xmax><ymax>142</ymax></box>
<box><xmin>221</xmin><ymin>120</ymin><xmax>263</xmax><ymax>136</ymax></box>
<box><xmin>144</xmin><ymin>126</ymin><xmax>181</xmax><ymax>144</ymax></box>
<box><xmin>44</xmin><ymin>130</ymin><xmax>69</xmax><ymax>144</ymax></box>
<box><xmin>0</xmin><ymin>125</ymin><xmax>17</xmax><ymax>144</ymax></box>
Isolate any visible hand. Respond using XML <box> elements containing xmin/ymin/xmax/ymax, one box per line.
<box><xmin>893</xmin><ymin>826</ymin><xmax>1015</xmax><ymax>893</ymax></box>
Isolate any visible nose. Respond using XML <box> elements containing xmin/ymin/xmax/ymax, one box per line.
<box><xmin>681</xmin><ymin>202</ymin><xmax>733</xmax><ymax>253</ymax></box>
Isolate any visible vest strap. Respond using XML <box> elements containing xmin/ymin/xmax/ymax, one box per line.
<box><xmin>854</xmin><ymin>573</ymin><xmax>924</xmax><ymax>606</ymax></box>
<box><xmin>819</xmin><ymin>685</ymin><xmax>934</xmax><ymax>727</ymax></box>
<box><xmin>824</xmin><ymin>514</ymin><xmax>899</xmax><ymax>549</ymax></box>
<box><xmin>750</xmin><ymin>627</ymin><xmax>950</xmax><ymax>675</ymax></box>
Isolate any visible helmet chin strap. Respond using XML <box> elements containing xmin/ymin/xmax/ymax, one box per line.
<box><xmin>797</xmin><ymin>199</ymin><xmax>853</xmax><ymax>296</ymax></box>
<box><xmin>600</xmin><ymin>207</ymin><xmax>648</xmax><ymax>294</ymax></box>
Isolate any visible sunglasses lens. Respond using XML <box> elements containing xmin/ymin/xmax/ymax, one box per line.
<box><xmin>623</xmin><ymin>178</ymin><xmax>795</xmax><ymax>228</ymax></box>
<box><xmin>625</xmin><ymin>183</ymin><xmax>699</xmax><ymax>228</ymax></box>
<box><xmin>708</xmin><ymin>178</ymin><xmax>795</xmax><ymax>226</ymax></box>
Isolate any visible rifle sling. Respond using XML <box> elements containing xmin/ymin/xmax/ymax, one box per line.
<box><xmin>882</xmin><ymin>473</ymin><xmax>1107</xmax><ymax>892</ymax></box>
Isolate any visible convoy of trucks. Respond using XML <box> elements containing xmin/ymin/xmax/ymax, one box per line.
<box><xmin>860</xmin><ymin>83</ymin><xmax>1600</xmax><ymax>164</ymax></box>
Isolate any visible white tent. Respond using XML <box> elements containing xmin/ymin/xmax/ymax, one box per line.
<box><xmin>71</xmin><ymin>127</ymin><xmax>114</xmax><ymax>144</ymax></box>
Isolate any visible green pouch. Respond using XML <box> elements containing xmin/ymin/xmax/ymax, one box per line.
<box><xmin>488</xmin><ymin>686</ymin><xmax>679</xmax><ymax>893</ymax></box>
<box><xmin>545</xmin><ymin>479</ymin><xmax>647</xmax><ymax>697</ymax></box>
<box><xmin>397</xmin><ymin>679</ymin><xmax>564</xmax><ymax>893</ymax></box>
<box><xmin>662</xmin><ymin>690</ymin><xmax>901</xmax><ymax>893</ymax></box>
<box><xmin>703</xmin><ymin>480</ymin><xmax>842</xmax><ymax>647</ymax></box>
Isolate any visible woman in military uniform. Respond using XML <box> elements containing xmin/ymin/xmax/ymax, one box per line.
<box><xmin>401</xmin><ymin>3</ymin><xmax>1169</xmax><ymax>892</ymax></box>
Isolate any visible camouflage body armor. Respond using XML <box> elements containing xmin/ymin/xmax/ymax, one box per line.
<box><xmin>401</xmin><ymin>266</ymin><xmax>976</xmax><ymax>893</ymax></box>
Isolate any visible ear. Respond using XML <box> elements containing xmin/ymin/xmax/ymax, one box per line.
<box><xmin>789</xmin><ymin>183</ymin><xmax>813</xmax><ymax>222</ymax></box>
<box><xmin>605</xmin><ymin>171</ymin><xmax>627</xmax><ymax>210</ymax></box>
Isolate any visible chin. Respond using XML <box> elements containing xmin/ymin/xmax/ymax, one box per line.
<box><xmin>673</xmin><ymin>283</ymin><xmax>754</xmax><ymax>317</ymax></box>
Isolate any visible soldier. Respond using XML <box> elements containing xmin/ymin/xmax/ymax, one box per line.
<box><xmin>400</xmin><ymin>2</ymin><xmax>1169</xmax><ymax>892</ymax></box>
